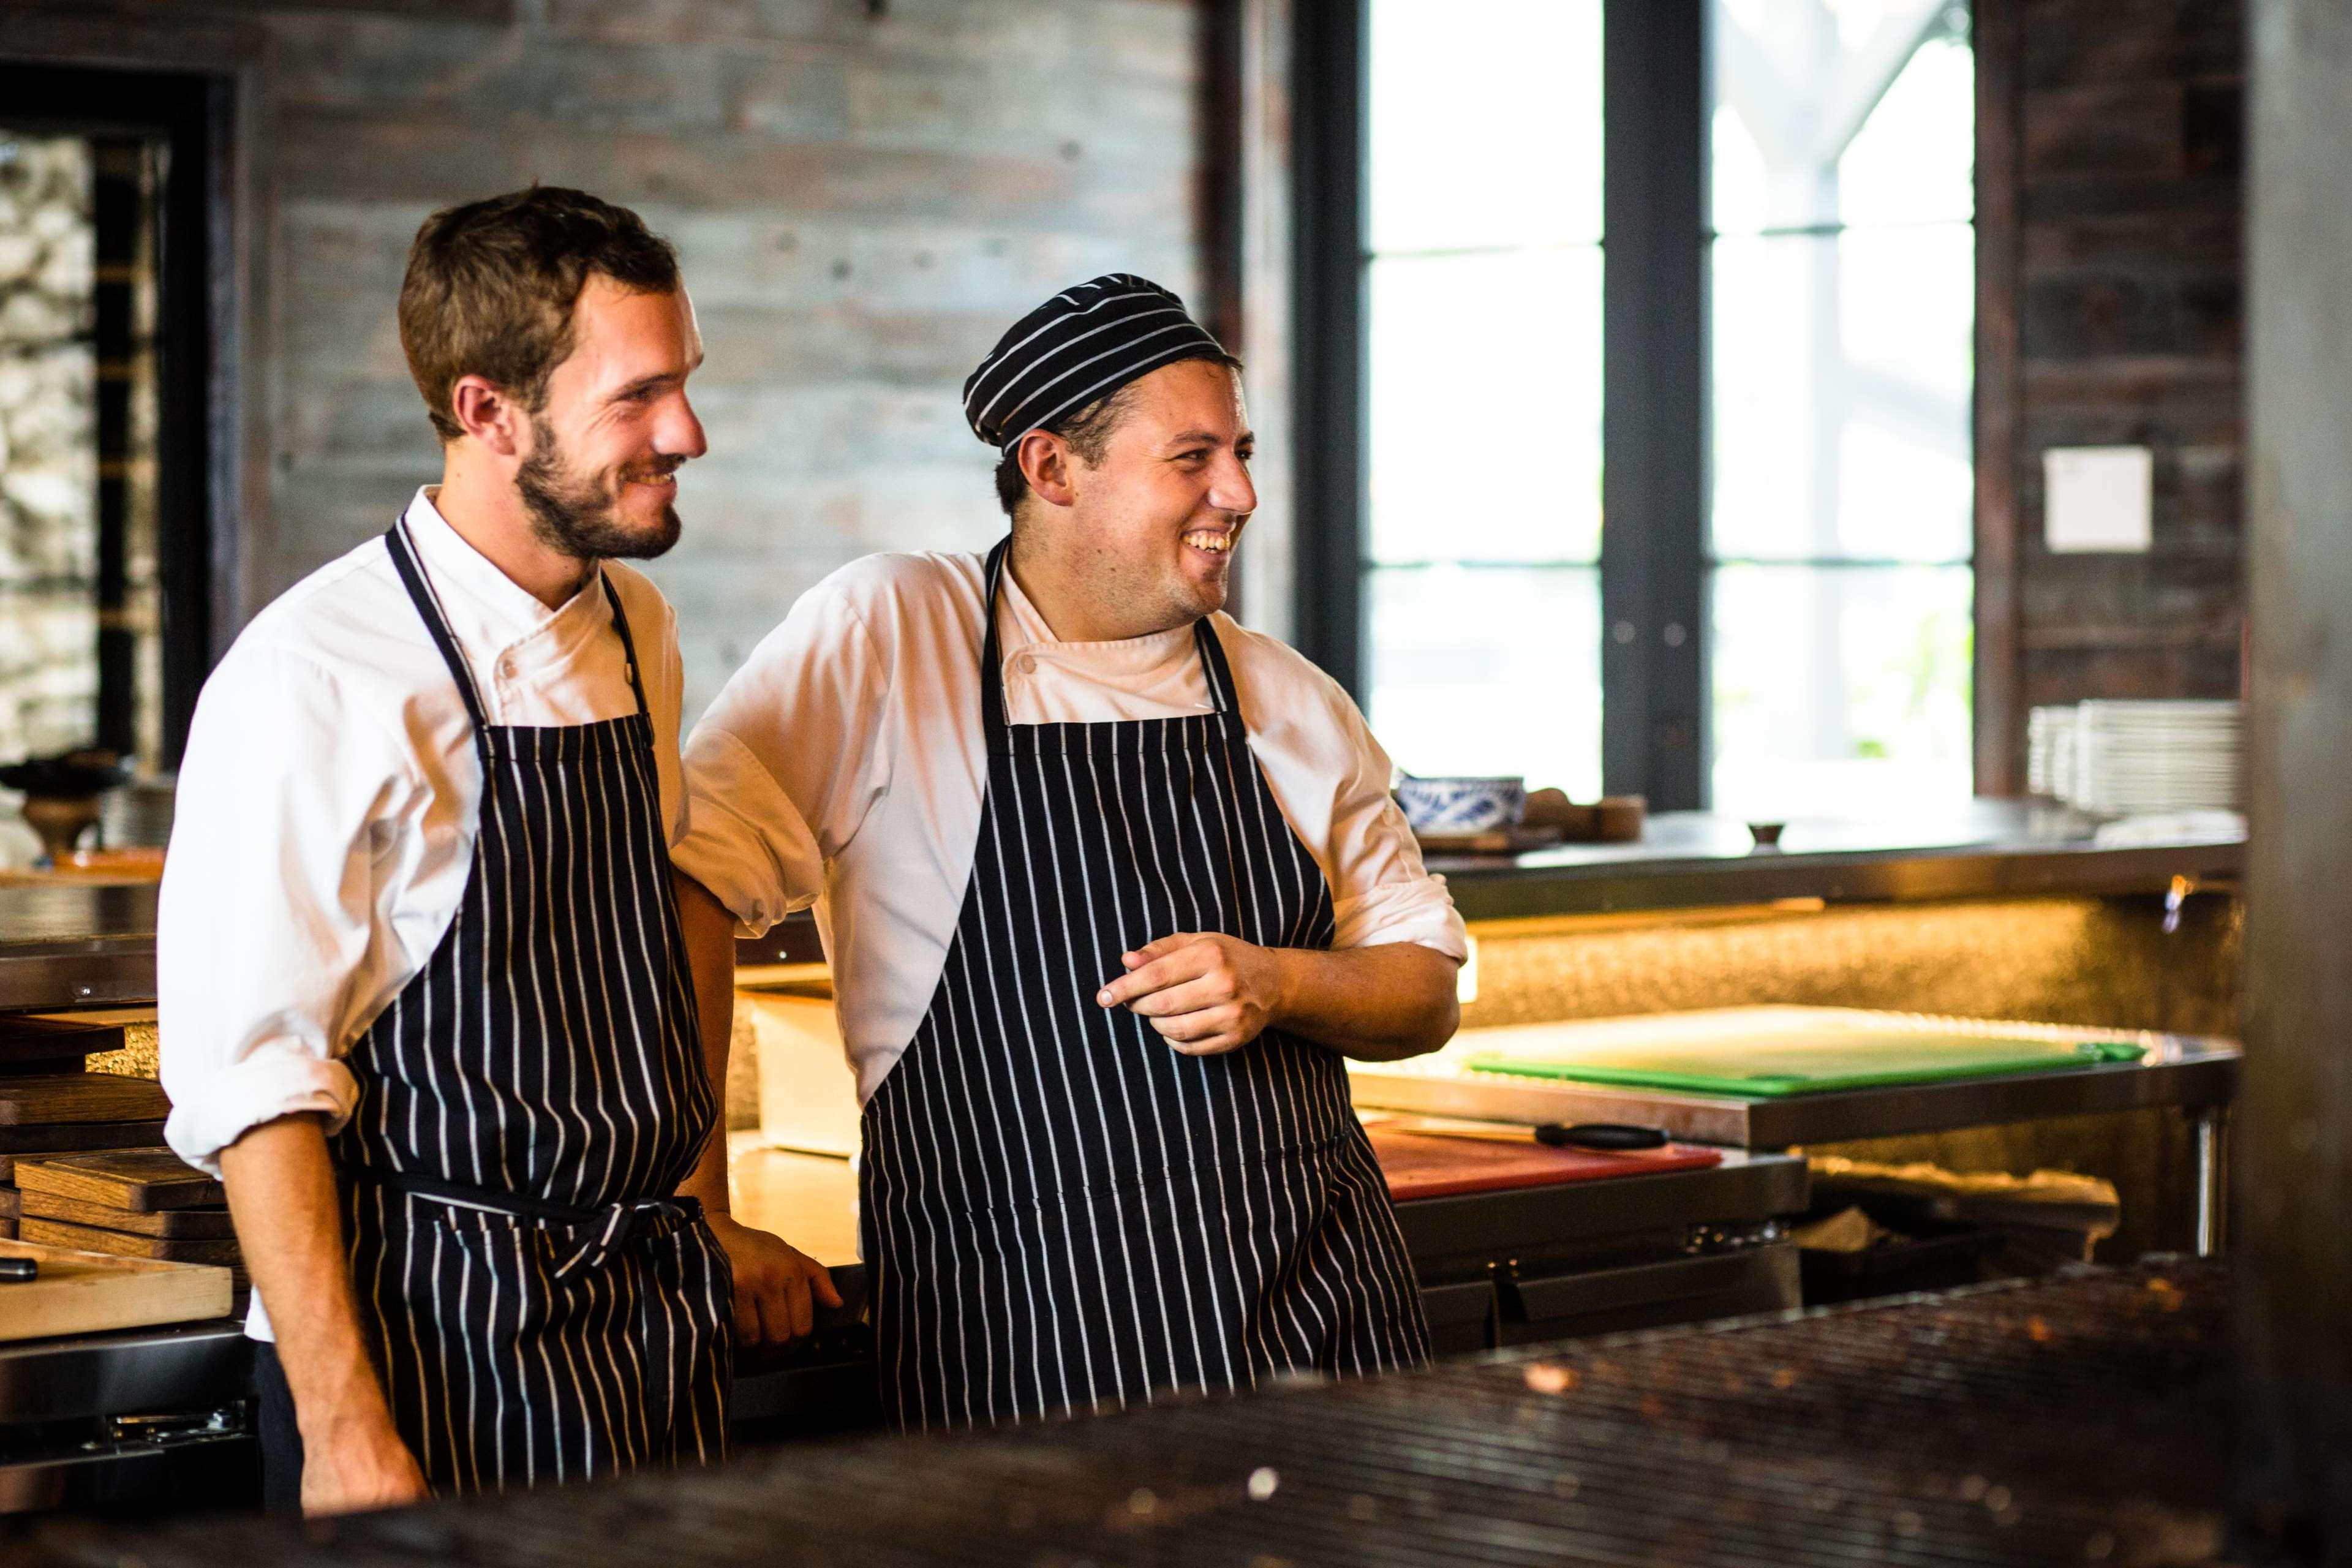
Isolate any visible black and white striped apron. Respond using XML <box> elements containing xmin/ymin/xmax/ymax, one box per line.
<box><xmin>325</xmin><ymin>521</ymin><xmax>731</xmax><ymax>1494</ymax></box>
<box><xmin>858</xmin><ymin>541</ymin><xmax>1430</xmax><ymax>1431</ymax></box>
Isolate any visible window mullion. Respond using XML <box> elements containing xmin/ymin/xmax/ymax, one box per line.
<box><xmin>1600</xmin><ymin>0</ymin><xmax>1708</xmax><ymax>808</ymax></box>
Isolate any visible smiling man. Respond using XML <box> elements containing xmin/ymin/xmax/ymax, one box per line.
<box><xmin>159</xmin><ymin>188</ymin><xmax>831</xmax><ymax>1514</ymax></box>
<box><xmin>672</xmin><ymin>274</ymin><xmax>1468</xmax><ymax>1430</ymax></box>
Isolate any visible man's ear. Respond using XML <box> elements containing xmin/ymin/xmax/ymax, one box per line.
<box><xmin>1016</xmin><ymin>429</ymin><xmax>1079</xmax><ymax>510</ymax></box>
<box><xmin>449</xmin><ymin>374</ymin><xmax>526</xmax><ymax>458</ymax></box>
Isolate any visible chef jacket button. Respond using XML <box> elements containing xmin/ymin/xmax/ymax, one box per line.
<box><xmin>1016</xmin><ymin>654</ymin><xmax>1038</xmax><ymax>675</ymax></box>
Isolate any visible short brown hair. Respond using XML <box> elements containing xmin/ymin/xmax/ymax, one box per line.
<box><xmin>398</xmin><ymin>187</ymin><xmax>681</xmax><ymax>443</ymax></box>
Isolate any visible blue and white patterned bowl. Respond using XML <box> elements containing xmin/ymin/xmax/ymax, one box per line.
<box><xmin>1395</xmin><ymin>775</ymin><xmax>1527</xmax><ymax>834</ymax></box>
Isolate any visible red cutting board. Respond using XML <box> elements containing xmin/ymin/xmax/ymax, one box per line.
<box><xmin>1371</xmin><ymin>1128</ymin><xmax>1722</xmax><ymax>1201</ymax></box>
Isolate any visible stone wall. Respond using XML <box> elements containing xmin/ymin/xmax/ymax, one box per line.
<box><xmin>245</xmin><ymin>0</ymin><xmax>1206</xmax><ymax>722</ymax></box>
<box><xmin>0</xmin><ymin>134</ymin><xmax>96</xmax><ymax>762</ymax></box>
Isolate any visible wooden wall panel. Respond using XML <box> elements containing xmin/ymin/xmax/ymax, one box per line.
<box><xmin>199</xmin><ymin>0</ymin><xmax>1210</xmax><ymax>717</ymax></box>
<box><xmin>1980</xmin><ymin>0</ymin><xmax>2244</xmax><ymax>791</ymax></box>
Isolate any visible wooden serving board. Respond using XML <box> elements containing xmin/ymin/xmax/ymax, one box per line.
<box><xmin>0</xmin><ymin>1120</ymin><xmax>168</xmax><ymax>1155</ymax></box>
<box><xmin>20</xmin><ymin>1190</ymin><xmax>234</xmax><ymax>1239</ymax></box>
<box><xmin>0</xmin><ymin>1073</ymin><xmax>169</xmax><ymax>1126</ymax></box>
<box><xmin>13</xmin><ymin>1148</ymin><xmax>221</xmax><ymax>1211</ymax></box>
<box><xmin>1370</xmin><ymin>1127</ymin><xmax>1721</xmax><ymax>1202</ymax></box>
<box><xmin>15</xmin><ymin>1152</ymin><xmax>221</xmax><ymax>1213</ymax></box>
<box><xmin>18</xmin><ymin>1216</ymin><xmax>242</xmax><ymax>1268</ymax></box>
<box><xmin>0</xmin><ymin>1238</ymin><xmax>235</xmax><ymax>1341</ymax></box>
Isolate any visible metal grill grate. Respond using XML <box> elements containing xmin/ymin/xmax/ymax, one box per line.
<box><xmin>24</xmin><ymin>1262</ymin><xmax>2227</xmax><ymax>1568</ymax></box>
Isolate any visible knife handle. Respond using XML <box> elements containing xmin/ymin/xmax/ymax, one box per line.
<box><xmin>0</xmin><ymin>1257</ymin><xmax>36</xmax><ymax>1282</ymax></box>
<box><xmin>1536</xmin><ymin>1123</ymin><xmax>1669</xmax><ymax>1152</ymax></box>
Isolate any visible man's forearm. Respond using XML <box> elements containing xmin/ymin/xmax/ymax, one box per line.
<box><xmin>219</xmin><ymin>1117</ymin><xmax>401</xmax><ymax>1453</ymax></box>
<box><xmin>673</xmin><ymin>870</ymin><xmax>739</xmax><ymax>1214</ymax></box>
<box><xmin>1270</xmin><ymin>942</ymin><xmax>1460</xmax><ymax>1062</ymax></box>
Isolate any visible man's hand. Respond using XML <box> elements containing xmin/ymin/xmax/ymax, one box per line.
<box><xmin>298</xmin><ymin>1409</ymin><xmax>431</xmax><ymax>1517</ymax></box>
<box><xmin>1096</xmin><ymin>932</ymin><xmax>1292</xmax><ymax>1057</ymax></box>
<box><xmin>706</xmin><ymin>1212</ymin><xmax>843</xmax><ymax>1346</ymax></box>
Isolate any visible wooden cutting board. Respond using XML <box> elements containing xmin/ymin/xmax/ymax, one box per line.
<box><xmin>0</xmin><ymin>1120</ymin><xmax>168</xmax><ymax>1155</ymax></box>
<box><xmin>0</xmin><ymin>1238</ymin><xmax>234</xmax><ymax>1341</ymax></box>
<box><xmin>0</xmin><ymin>1073</ymin><xmax>169</xmax><ymax>1126</ymax></box>
<box><xmin>1370</xmin><ymin>1127</ymin><xmax>1722</xmax><ymax>1202</ymax></box>
<box><xmin>20</xmin><ymin>1190</ymin><xmax>234</xmax><ymax>1239</ymax></box>
<box><xmin>18</xmin><ymin>1216</ymin><xmax>242</xmax><ymax>1268</ymax></box>
<box><xmin>13</xmin><ymin>1148</ymin><xmax>221</xmax><ymax>1211</ymax></box>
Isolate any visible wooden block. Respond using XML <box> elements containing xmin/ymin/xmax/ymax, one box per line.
<box><xmin>20</xmin><ymin>1191</ymin><xmax>235</xmax><ymax>1240</ymax></box>
<box><xmin>13</xmin><ymin>1149</ymin><xmax>221</xmax><ymax>1211</ymax></box>
<box><xmin>0</xmin><ymin>1015</ymin><xmax>124</xmax><ymax>1066</ymax></box>
<box><xmin>0</xmin><ymin>1186</ymin><xmax>15</xmax><ymax>1220</ymax></box>
<box><xmin>0</xmin><ymin>1073</ymin><xmax>168</xmax><ymax>1127</ymax></box>
<box><xmin>0</xmin><ymin>1239</ymin><xmax>233</xmax><ymax>1342</ymax></box>
<box><xmin>0</xmin><ymin>1216</ymin><xmax>13</xmax><ymax>1241</ymax></box>
<box><xmin>18</xmin><ymin>1218</ymin><xmax>242</xmax><ymax>1269</ymax></box>
<box><xmin>0</xmin><ymin>1120</ymin><xmax>168</xmax><ymax>1155</ymax></box>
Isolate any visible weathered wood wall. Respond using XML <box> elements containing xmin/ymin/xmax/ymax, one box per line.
<box><xmin>32</xmin><ymin>0</ymin><xmax>1207</xmax><ymax>720</ymax></box>
<box><xmin>1979</xmin><ymin>0</ymin><xmax>2245</xmax><ymax>792</ymax></box>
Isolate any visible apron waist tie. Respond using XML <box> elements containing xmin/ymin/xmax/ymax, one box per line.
<box><xmin>352</xmin><ymin>1168</ymin><xmax>703</xmax><ymax>1281</ymax></box>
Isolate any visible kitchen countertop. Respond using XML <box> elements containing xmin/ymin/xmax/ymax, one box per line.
<box><xmin>2</xmin><ymin>804</ymin><xmax>2244</xmax><ymax>1012</ymax></box>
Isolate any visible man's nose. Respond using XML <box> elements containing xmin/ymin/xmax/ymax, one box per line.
<box><xmin>661</xmin><ymin>391</ymin><xmax>708</xmax><ymax>461</ymax></box>
<box><xmin>1210</xmin><ymin>449</ymin><xmax>1257</xmax><ymax>518</ymax></box>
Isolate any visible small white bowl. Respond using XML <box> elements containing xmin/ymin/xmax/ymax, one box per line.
<box><xmin>1396</xmin><ymin>775</ymin><xmax>1527</xmax><ymax>834</ymax></box>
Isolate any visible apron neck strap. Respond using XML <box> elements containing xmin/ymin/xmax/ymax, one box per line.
<box><xmin>384</xmin><ymin>519</ymin><xmax>655</xmax><ymax>745</ymax></box>
<box><xmin>979</xmin><ymin>537</ymin><xmax>1238</xmax><ymax>736</ymax></box>
<box><xmin>386</xmin><ymin>519</ymin><xmax>492</xmax><ymax>741</ymax></box>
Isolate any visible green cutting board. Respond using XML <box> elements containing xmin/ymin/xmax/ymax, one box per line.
<box><xmin>1462</xmin><ymin>1032</ymin><xmax>2146</xmax><ymax>1098</ymax></box>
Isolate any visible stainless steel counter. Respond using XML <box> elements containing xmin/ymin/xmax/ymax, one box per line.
<box><xmin>0</xmin><ymin>884</ymin><xmax>157</xmax><ymax>1012</ymax></box>
<box><xmin>0</xmin><ymin>805</ymin><xmax>2242</xmax><ymax>1014</ymax></box>
<box><xmin>1431</xmin><ymin>801</ymin><xmax>2242</xmax><ymax>921</ymax></box>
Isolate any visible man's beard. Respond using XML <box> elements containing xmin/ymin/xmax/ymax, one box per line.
<box><xmin>515</xmin><ymin>415</ymin><xmax>683</xmax><ymax>561</ymax></box>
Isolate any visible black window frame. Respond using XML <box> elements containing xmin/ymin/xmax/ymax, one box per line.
<box><xmin>0</xmin><ymin>62</ymin><xmax>226</xmax><ymax>769</ymax></box>
<box><xmin>1293</xmin><ymin>0</ymin><xmax>1974</xmax><ymax>812</ymax></box>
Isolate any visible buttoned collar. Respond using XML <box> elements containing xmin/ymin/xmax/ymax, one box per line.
<box><xmin>399</xmin><ymin>486</ymin><xmax>615</xmax><ymax>675</ymax></box>
<box><xmin>995</xmin><ymin>565</ymin><xmax>1196</xmax><ymax>678</ymax></box>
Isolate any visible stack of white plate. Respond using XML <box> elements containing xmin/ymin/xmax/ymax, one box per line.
<box><xmin>2026</xmin><ymin>706</ymin><xmax>2078</xmax><ymax>801</ymax></box>
<box><xmin>2053</xmin><ymin>699</ymin><xmax>2242</xmax><ymax>816</ymax></box>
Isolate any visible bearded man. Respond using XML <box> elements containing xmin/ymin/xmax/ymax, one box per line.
<box><xmin>671</xmin><ymin>274</ymin><xmax>1466</xmax><ymax>1431</ymax></box>
<box><xmin>158</xmin><ymin>187</ymin><xmax>832</xmax><ymax>1514</ymax></box>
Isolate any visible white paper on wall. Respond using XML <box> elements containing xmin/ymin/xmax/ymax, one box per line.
<box><xmin>2043</xmin><ymin>445</ymin><xmax>2154</xmax><ymax>554</ymax></box>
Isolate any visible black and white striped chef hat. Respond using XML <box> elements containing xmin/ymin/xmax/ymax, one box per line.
<box><xmin>962</xmin><ymin>274</ymin><xmax>1231</xmax><ymax>454</ymax></box>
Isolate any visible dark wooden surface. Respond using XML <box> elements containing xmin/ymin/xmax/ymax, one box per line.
<box><xmin>1978</xmin><ymin>0</ymin><xmax>2246</xmax><ymax>793</ymax></box>
<box><xmin>0</xmin><ymin>1121</ymin><xmax>167</xmax><ymax>1155</ymax></box>
<box><xmin>17</xmin><ymin>1262</ymin><xmax>2227</xmax><ymax>1568</ymax></box>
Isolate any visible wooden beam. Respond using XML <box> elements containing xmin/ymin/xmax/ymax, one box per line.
<box><xmin>1973</xmin><ymin>0</ymin><xmax>2025</xmax><ymax>796</ymax></box>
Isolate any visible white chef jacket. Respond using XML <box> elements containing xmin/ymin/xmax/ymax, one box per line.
<box><xmin>671</xmin><ymin>549</ymin><xmax>1468</xmax><ymax>1105</ymax></box>
<box><xmin>158</xmin><ymin>488</ymin><xmax>690</xmax><ymax>1189</ymax></box>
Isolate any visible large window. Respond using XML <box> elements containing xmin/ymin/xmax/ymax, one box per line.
<box><xmin>1317</xmin><ymin>1</ymin><xmax>1973</xmax><ymax>814</ymax></box>
<box><xmin>1362</xmin><ymin>0</ymin><xmax>1605</xmax><ymax>799</ymax></box>
<box><xmin>1708</xmin><ymin>0</ymin><xmax>1975</xmax><ymax>819</ymax></box>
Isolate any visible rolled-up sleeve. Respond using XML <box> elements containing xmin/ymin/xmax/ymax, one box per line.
<box><xmin>159</xmin><ymin>648</ymin><xmax>393</xmax><ymax>1175</ymax></box>
<box><xmin>1318</xmin><ymin>687</ymin><xmax>1470</xmax><ymax>962</ymax></box>
<box><xmin>673</xmin><ymin>582</ymin><xmax>889</xmax><ymax>935</ymax></box>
